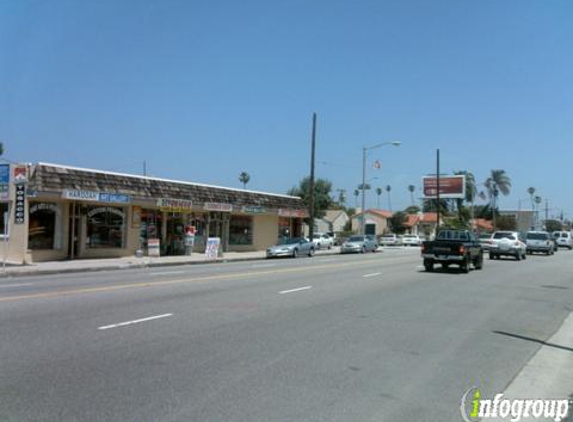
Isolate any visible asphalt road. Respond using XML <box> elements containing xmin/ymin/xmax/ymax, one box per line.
<box><xmin>1</xmin><ymin>248</ymin><xmax>572</xmax><ymax>422</ymax></box>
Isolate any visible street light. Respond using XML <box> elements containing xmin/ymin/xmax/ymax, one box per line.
<box><xmin>361</xmin><ymin>141</ymin><xmax>401</xmax><ymax>235</ymax></box>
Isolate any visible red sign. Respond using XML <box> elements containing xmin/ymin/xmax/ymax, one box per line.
<box><xmin>422</xmin><ymin>175</ymin><xmax>465</xmax><ymax>199</ymax></box>
<box><xmin>13</xmin><ymin>166</ymin><xmax>27</xmax><ymax>183</ymax></box>
<box><xmin>185</xmin><ymin>226</ymin><xmax>196</xmax><ymax>236</ymax></box>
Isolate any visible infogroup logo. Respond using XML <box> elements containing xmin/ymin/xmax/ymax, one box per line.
<box><xmin>460</xmin><ymin>387</ymin><xmax>571</xmax><ymax>422</ymax></box>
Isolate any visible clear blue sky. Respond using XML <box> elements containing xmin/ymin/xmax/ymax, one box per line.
<box><xmin>1</xmin><ymin>0</ymin><xmax>572</xmax><ymax>218</ymax></box>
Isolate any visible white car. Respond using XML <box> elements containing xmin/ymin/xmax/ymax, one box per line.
<box><xmin>402</xmin><ymin>234</ymin><xmax>422</xmax><ymax>246</ymax></box>
<box><xmin>312</xmin><ymin>233</ymin><xmax>334</xmax><ymax>250</ymax></box>
<box><xmin>489</xmin><ymin>231</ymin><xmax>527</xmax><ymax>260</ymax></box>
<box><xmin>379</xmin><ymin>234</ymin><xmax>402</xmax><ymax>247</ymax></box>
<box><xmin>553</xmin><ymin>231</ymin><xmax>573</xmax><ymax>249</ymax></box>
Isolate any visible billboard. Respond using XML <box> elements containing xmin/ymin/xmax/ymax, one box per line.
<box><xmin>422</xmin><ymin>175</ymin><xmax>465</xmax><ymax>199</ymax></box>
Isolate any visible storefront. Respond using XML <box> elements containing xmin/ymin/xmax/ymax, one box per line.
<box><xmin>3</xmin><ymin>162</ymin><xmax>307</xmax><ymax>263</ymax></box>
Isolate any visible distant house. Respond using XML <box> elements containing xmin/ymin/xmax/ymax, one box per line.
<box><xmin>472</xmin><ymin>218</ymin><xmax>494</xmax><ymax>233</ymax></box>
<box><xmin>499</xmin><ymin>210</ymin><xmax>535</xmax><ymax>232</ymax></box>
<box><xmin>351</xmin><ymin>209</ymin><xmax>393</xmax><ymax>235</ymax></box>
<box><xmin>307</xmin><ymin>209</ymin><xmax>350</xmax><ymax>236</ymax></box>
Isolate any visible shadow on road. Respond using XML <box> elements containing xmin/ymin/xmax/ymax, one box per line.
<box><xmin>493</xmin><ymin>330</ymin><xmax>573</xmax><ymax>353</ymax></box>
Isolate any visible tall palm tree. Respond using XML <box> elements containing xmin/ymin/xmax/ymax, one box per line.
<box><xmin>484</xmin><ymin>169</ymin><xmax>512</xmax><ymax>228</ymax></box>
<box><xmin>453</xmin><ymin>170</ymin><xmax>477</xmax><ymax>222</ymax></box>
<box><xmin>386</xmin><ymin>185</ymin><xmax>392</xmax><ymax>211</ymax></box>
<box><xmin>239</xmin><ymin>172</ymin><xmax>250</xmax><ymax>189</ymax></box>
<box><xmin>376</xmin><ymin>187</ymin><xmax>383</xmax><ymax>208</ymax></box>
<box><xmin>408</xmin><ymin>185</ymin><xmax>416</xmax><ymax>206</ymax></box>
<box><xmin>354</xmin><ymin>189</ymin><xmax>360</xmax><ymax>208</ymax></box>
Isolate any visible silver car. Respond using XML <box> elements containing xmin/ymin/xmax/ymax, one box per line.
<box><xmin>340</xmin><ymin>235</ymin><xmax>378</xmax><ymax>254</ymax></box>
<box><xmin>266</xmin><ymin>237</ymin><xmax>315</xmax><ymax>258</ymax></box>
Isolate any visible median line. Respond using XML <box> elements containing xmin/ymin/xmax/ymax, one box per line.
<box><xmin>363</xmin><ymin>272</ymin><xmax>381</xmax><ymax>278</ymax></box>
<box><xmin>98</xmin><ymin>313</ymin><xmax>173</xmax><ymax>330</ymax></box>
<box><xmin>279</xmin><ymin>286</ymin><xmax>312</xmax><ymax>294</ymax></box>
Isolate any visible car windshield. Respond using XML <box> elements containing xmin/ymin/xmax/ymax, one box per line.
<box><xmin>527</xmin><ymin>233</ymin><xmax>549</xmax><ymax>240</ymax></box>
<box><xmin>348</xmin><ymin>236</ymin><xmax>364</xmax><ymax>242</ymax></box>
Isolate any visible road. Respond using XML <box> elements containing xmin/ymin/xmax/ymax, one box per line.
<box><xmin>1</xmin><ymin>248</ymin><xmax>572</xmax><ymax>422</ymax></box>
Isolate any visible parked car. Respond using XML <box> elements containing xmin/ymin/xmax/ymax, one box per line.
<box><xmin>421</xmin><ymin>229</ymin><xmax>483</xmax><ymax>273</ymax></box>
<box><xmin>489</xmin><ymin>231</ymin><xmax>527</xmax><ymax>260</ymax></box>
<box><xmin>478</xmin><ymin>233</ymin><xmax>493</xmax><ymax>251</ymax></box>
<box><xmin>266</xmin><ymin>237</ymin><xmax>315</xmax><ymax>258</ymax></box>
<box><xmin>311</xmin><ymin>233</ymin><xmax>334</xmax><ymax>250</ymax></box>
<box><xmin>402</xmin><ymin>234</ymin><xmax>422</xmax><ymax>246</ymax></box>
<box><xmin>379</xmin><ymin>234</ymin><xmax>402</xmax><ymax>247</ymax></box>
<box><xmin>553</xmin><ymin>231</ymin><xmax>573</xmax><ymax>249</ymax></box>
<box><xmin>525</xmin><ymin>231</ymin><xmax>554</xmax><ymax>255</ymax></box>
<box><xmin>340</xmin><ymin>235</ymin><xmax>378</xmax><ymax>254</ymax></box>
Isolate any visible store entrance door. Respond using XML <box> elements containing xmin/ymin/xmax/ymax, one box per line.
<box><xmin>208</xmin><ymin>212</ymin><xmax>229</xmax><ymax>252</ymax></box>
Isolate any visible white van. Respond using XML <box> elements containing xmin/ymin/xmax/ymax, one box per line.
<box><xmin>553</xmin><ymin>231</ymin><xmax>573</xmax><ymax>249</ymax></box>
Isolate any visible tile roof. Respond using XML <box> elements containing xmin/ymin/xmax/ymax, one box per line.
<box><xmin>353</xmin><ymin>209</ymin><xmax>393</xmax><ymax>219</ymax></box>
<box><xmin>28</xmin><ymin>163</ymin><xmax>304</xmax><ymax>210</ymax></box>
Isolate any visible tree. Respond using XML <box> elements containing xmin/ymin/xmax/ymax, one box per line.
<box><xmin>287</xmin><ymin>177</ymin><xmax>334</xmax><ymax>220</ymax></box>
<box><xmin>545</xmin><ymin>219</ymin><xmax>562</xmax><ymax>233</ymax></box>
<box><xmin>496</xmin><ymin>215</ymin><xmax>517</xmax><ymax>231</ymax></box>
<box><xmin>376</xmin><ymin>187</ymin><xmax>383</xmax><ymax>208</ymax></box>
<box><xmin>388</xmin><ymin>211</ymin><xmax>408</xmax><ymax>234</ymax></box>
<box><xmin>354</xmin><ymin>189</ymin><xmax>360</xmax><ymax>208</ymax></box>
<box><xmin>404</xmin><ymin>205</ymin><xmax>421</xmax><ymax>214</ymax></box>
<box><xmin>408</xmin><ymin>185</ymin><xmax>416</xmax><ymax>206</ymax></box>
<box><xmin>527</xmin><ymin>187</ymin><xmax>535</xmax><ymax>210</ymax></box>
<box><xmin>386</xmin><ymin>185</ymin><xmax>392</xmax><ymax>211</ymax></box>
<box><xmin>485</xmin><ymin>169</ymin><xmax>511</xmax><ymax>228</ymax></box>
<box><xmin>239</xmin><ymin>172</ymin><xmax>250</xmax><ymax>189</ymax></box>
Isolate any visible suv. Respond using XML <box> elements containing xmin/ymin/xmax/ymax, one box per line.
<box><xmin>553</xmin><ymin>231</ymin><xmax>573</xmax><ymax>250</ymax></box>
<box><xmin>526</xmin><ymin>231</ymin><xmax>555</xmax><ymax>255</ymax></box>
<box><xmin>489</xmin><ymin>231</ymin><xmax>527</xmax><ymax>260</ymax></box>
<box><xmin>379</xmin><ymin>234</ymin><xmax>402</xmax><ymax>247</ymax></box>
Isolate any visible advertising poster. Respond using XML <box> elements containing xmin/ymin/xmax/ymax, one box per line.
<box><xmin>205</xmin><ymin>237</ymin><xmax>221</xmax><ymax>260</ymax></box>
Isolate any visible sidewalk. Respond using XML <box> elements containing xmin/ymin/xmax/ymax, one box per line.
<box><xmin>0</xmin><ymin>247</ymin><xmax>342</xmax><ymax>278</ymax></box>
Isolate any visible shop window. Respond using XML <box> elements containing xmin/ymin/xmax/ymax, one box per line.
<box><xmin>229</xmin><ymin>216</ymin><xmax>253</xmax><ymax>245</ymax></box>
<box><xmin>29</xmin><ymin>203</ymin><xmax>61</xmax><ymax>249</ymax></box>
<box><xmin>0</xmin><ymin>202</ymin><xmax>8</xmax><ymax>236</ymax></box>
<box><xmin>87</xmin><ymin>206</ymin><xmax>125</xmax><ymax>249</ymax></box>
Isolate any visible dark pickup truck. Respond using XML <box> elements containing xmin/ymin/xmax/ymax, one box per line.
<box><xmin>421</xmin><ymin>229</ymin><xmax>484</xmax><ymax>273</ymax></box>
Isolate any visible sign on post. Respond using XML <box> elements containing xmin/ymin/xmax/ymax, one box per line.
<box><xmin>422</xmin><ymin>175</ymin><xmax>466</xmax><ymax>199</ymax></box>
<box><xmin>148</xmin><ymin>238</ymin><xmax>160</xmax><ymax>257</ymax></box>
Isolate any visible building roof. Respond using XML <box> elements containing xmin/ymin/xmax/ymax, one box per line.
<box><xmin>352</xmin><ymin>209</ymin><xmax>393</xmax><ymax>219</ymax></box>
<box><xmin>473</xmin><ymin>218</ymin><xmax>494</xmax><ymax>232</ymax></box>
<box><xmin>420</xmin><ymin>212</ymin><xmax>438</xmax><ymax>223</ymax></box>
<box><xmin>28</xmin><ymin>163</ymin><xmax>304</xmax><ymax>210</ymax></box>
<box><xmin>403</xmin><ymin>214</ymin><xmax>421</xmax><ymax>228</ymax></box>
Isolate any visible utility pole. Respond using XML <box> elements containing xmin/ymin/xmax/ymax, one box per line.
<box><xmin>545</xmin><ymin>199</ymin><xmax>549</xmax><ymax>229</ymax></box>
<box><xmin>308</xmin><ymin>113</ymin><xmax>317</xmax><ymax>241</ymax></box>
<box><xmin>436</xmin><ymin>149</ymin><xmax>440</xmax><ymax>237</ymax></box>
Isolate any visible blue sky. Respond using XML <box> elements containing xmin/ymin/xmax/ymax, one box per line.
<box><xmin>1</xmin><ymin>0</ymin><xmax>572</xmax><ymax>218</ymax></box>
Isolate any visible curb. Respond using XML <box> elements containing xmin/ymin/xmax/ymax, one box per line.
<box><xmin>0</xmin><ymin>249</ymin><xmax>343</xmax><ymax>278</ymax></box>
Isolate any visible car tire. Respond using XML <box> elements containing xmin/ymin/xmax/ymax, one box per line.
<box><xmin>361</xmin><ymin>246</ymin><xmax>366</xmax><ymax>254</ymax></box>
<box><xmin>474</xmin><ymin>255</ymin><xmax>484</xmax><ymax>270</ymax></box>
<box><xmin>424</xmin><ymin>259</ymin><xmax>434</xmax><ymax>272</ymax></box>
<box><xmin>292</xmin><ymin>248</ymin><xmax>298</xmax><ymax>258</ymax></box>
<box><xmin>308</xmin><ymin>248</ymin><xmax>315</xmax><ymax>257</ymax></box>
<box><xmin>522</xmin><ymin>252</ymin><xmax>527</xmax><ymax>260</ymax></box>
<box><xmin>461</xmin><ymin>256</ymin><xmax>470</xmax><ymax>274</ymax></box>
<box><xmin>515</xmin><ymin>252</ymin><xmax>521</xmax><ymax>261</ymax></box>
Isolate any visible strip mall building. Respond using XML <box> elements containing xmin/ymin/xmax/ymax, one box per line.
<box><xmin>1</xmin><ymin>163</ymin><xmax>306</xmax><ymax>263</ymax></box>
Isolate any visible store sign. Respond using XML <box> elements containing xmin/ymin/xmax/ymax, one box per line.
<box><xmin>422</xmin><ymin>175</ymin><xmax>466</xmax><ymax>199</ymax></box>
<box><xmin>241</xmin><ymin>206</ymin><xmax>267</xmax><ymax>214</ymax></box>
<box><xmin>0</xmin><ymin>164</ymin><xmax>9</xmax><ymax>200</ymax></box>
<box><xmin>148</xmin><ymin>238</ymin><xmax>160</xmax><ymax>257</ymax></box>
<box><xmin>156</xmin><ymin>198</ymin><xmax>193</xmax><ymax>213</ymax></box>
<box><xmin>87</xmin><ymin>207</ymin><xmax>125</xmax><ymax>219</ymax></box>
<box><xmin>15</xmin><ymin>185</ymin><xmax>26</xmax><ymax>224</ymax></box>
<box><xmin>13</xmin><ymin>166</ymin><xmax>27</xmax><ymax>184</ymax></box>
<box><xmin>278</xmin><ymin>209</ymin><xmax>308</xmax><ymax>218</ymax></box>
<box><xmin>30</xmin><ymin>203</ymin><xmax>59</xmax><ymax>214</ymax></box>
<box><xmin>62</xmin><ymin>190</ymin><xmax>131</xmax><ymax>204</ymax></box>
<box><xmin>204</xmin><ymin>202</ymin><xmax>233</xmax><ymax>212</ymax></box>
<box><xmin>62</xmin><ymin>190</ymin><xmax>100</xmax><ymax>201</ymax></box>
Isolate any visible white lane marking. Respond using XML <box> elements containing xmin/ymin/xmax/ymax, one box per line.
<box><xmin>279</xmin><ymin>286</ymin><xmax>313</xmax><ymax>294</ymax></box>
<box><xmin>150</xmin><ymin>271</ymin><xmax>185</xmax><ymax>275</ymax></box>
<box><xmin>363</xmin><ymin>273</ymin><xmax>381</xmax><ymax>278</ymax></box>
<box><xmin>0</xmin><ymin>283</ymin><xmax>33</xmax><ymax>288</ymax></box>
<box><xmin>316</xmin><ymin>258</ymin><xmax>335</xmax><ymax>262</ymax></box>
<box><xmin>416</xmin><ymin>265</ymin><xmax>425</xmax><ymax>269</ymax></box>
<box><xmin>98</xmin><ymin>313</ymin><xmax>173</xmax><ymax>330</ymax></box>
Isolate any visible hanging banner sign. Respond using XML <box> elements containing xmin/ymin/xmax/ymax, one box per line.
<box><xmin>204</xmin><ymin>202</ymin><xmax>233</xmax><ymax>212</ymax></box>
<box><xmin>15</xmin><ymin>185</ymin><xmax>26</xmax><ymax>224</ymax></box>
<box><xmin>241</xmin><ymin>206</ymin><xmax>267</xmax><ymax>214</ymax></box>
<box><xmin>278</xmin><ymin>209</ymin><xmax>308</xmax><ymax>218</ymax></box>
<box><xmin>62</xmin><ymin>190</ymin><xmax>100</xmax><ymax>201</ymax></box>
<box><xmin>0</xmin><ymin>164</ymin><xmax>10</xmax><ymax>200</ymax></box>
<box><xmin>98</xmin><ymin>193</ymin><xmax>131</xmax><ymax>204</ymax></box>
<box><xmin>156</xmin><ymin>198</ymin><xmax>193</xmax><ymax>213</ymax></box>
<box><xmin>205</xmin><ymin>237</ymin><xmax>221</xmax><ymax>260</ymax></box>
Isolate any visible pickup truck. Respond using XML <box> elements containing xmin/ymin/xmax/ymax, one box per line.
<box><xmin>421</xmin><ymin>229</ymin><xmax>484</xmax><ymax>273</ymax></box>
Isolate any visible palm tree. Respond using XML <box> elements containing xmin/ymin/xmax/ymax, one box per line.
<box><xmin>376</xmin><ymin>187</ymin><xmax>383</xmax><ymax>208</ymax></box>
<box><xmin>239</xmin><ymin>172</ymin><xmax>250</xmax><ymax>189</ymax></box>
<box><xmin>354</xmin><ymin>189</ymin><xmax>360</xmax><ymax>208</ymax></box>
<box><xmin>453</xmin><ymin>170</ymin><xmax>477</xmax><ymax>222</ymax></box>
<box><xmin>534</xmin><ymin>195</ymin><xmax>542</xmax><ymax>229</ymax></box>
<box><xmin>408</xmin><ymin>185</ymin><xmax>416</xmax><ymax>206</ymax></box>
<box><xmin>485</xmin><ymin>169</ymin><xmax>512</xmax><ymax>228</ymax></box>
<box><xmin>386</xmin><ymin>185</ymin><xmax>392</xmax><ymax>211</ymax></box>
